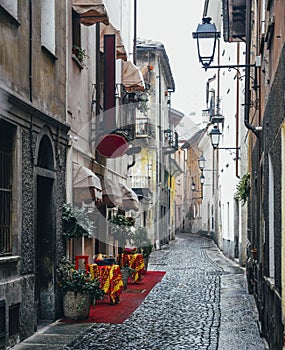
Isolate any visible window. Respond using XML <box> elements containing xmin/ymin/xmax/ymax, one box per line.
<box><xmin>0</xmin><ymin>300</ymin><xmax>5</xmax><ymax>347</ymax></box>
<box><xmin>72</xmin><ymin>10</ymin><xmax>82</xmax><ymax>60</ymax></box>
<box><xmin>41</xmin><ymin>0</ymin><xmax>55</xmax><ymax>55</ymax></box>
<box><xmin>268</xmin><ymin>155</ymin><xmax>275</xmax><ymax>279</ymax></box>
<box><xmin>9</xmin><ymin>304</ymin><xmax>19</xmax><ymax>337</ymax></box>
<box><xmin>0</xmin><ymin>0</ymin><xmax>18</xmax><ymax>19</ymax></box>
<box><xmin>0</xmin><ymin>122</ymin><xmax>14</xmax><ymax>255</ymax></box>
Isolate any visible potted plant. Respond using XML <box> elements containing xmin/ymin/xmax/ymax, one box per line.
<box><xmin>56</xmin><ymin>257</ymin><xmax>104</xmax><ymax>320</ymax></box>
<box><xmin>120</xmin><ymin>265</ymin><xmax>136</xmax><ymax>290</ymax></box>
<box><xmin>236</xmin><ymin>173</ymin><xmax>250</xmax><ymax>206</ymax></box>
<box><xmin>109</xmin><ymin>215</ymin><xmax>135</xmax><ymax>253</ymax></box>
<box><xmin>72</xmin><ymin>45</ymin><xmax>88</xmax><ymax>68</ymax></box>
<box><xmin>62</xmin><ymin>203</ymin><xmax>94</xmax><ymax>240</ymax></box>
<box><xmin>131</xmin><ymin>226</ymin><xmax>153</xmax><ymax>271</ymax></box>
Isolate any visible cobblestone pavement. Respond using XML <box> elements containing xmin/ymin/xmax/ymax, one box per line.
<box><xmin>64</xmin><ymin>233</ymin><xmax>267</xmax><ymax>350</ymax></box>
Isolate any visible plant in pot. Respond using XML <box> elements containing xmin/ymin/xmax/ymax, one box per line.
<box><xmin>109</xmin><ymin>215</ymin><xmax>135</xmax><ymax>254</ymax></box>
<box><xmin>120</xmin><ymin>265</ymin><xmax>136</xmax><ymax>290</ymax></box>
<box><xmin>56</xmin><ymin>257</ymin><xmax>104</xmax><ymax>320</ymax></box>
<box><xmin>236</xmin><ymin>173</ymin><xmax>250</xmax><ymax>206</ymax></box>
<box><xmin>72</xmin><ymin>45</ymin><xmax>88</xmax><ymax>68</ymax></box>
<box><xmin>131</xmin><ymin>226</ymin><xmax>153</xmax><ymax>272</ymax></box>
<box><xmin>62</xmin><ymin>203</ymin><xmax>94</xmax><ymax>240</ymax></box>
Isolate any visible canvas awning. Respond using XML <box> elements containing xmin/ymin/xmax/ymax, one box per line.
<box><xmin>102</xmin><ymin>178</ymin><xmax>123</xmax><ymax>208</ymax></box>
<box><xmin>170</xmin><ymin>158</ymin><xmax>183</xmax><ymax>178</ymax></box>
<box><xmin>121</xmin><ymin>184</ymin><xmax>139</xmax><ymax>211</ymax></box>
<box><xmin>72</xmin><ymin>0</ymin><xmax>109</xmax><ymax>26</ymax></box>
<box><xmin>121</xmin><ymin>61</ymin><xmax>145</xmax><ymax>92</ymax></box>
<box><xmin>73</xmin><ymin>164</ymin><xmax>102</xmax><ymax>202</ymax></box>
<box><xmin>100</xmin><ymin>23</ymin><xmax>127</xmax><ymax>61</ymax></box>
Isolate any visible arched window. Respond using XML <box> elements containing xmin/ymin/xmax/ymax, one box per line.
<box><xmin>38</xmin><ymin>135</ymin><xmax>54</xmax><ymax>170</ymax></box>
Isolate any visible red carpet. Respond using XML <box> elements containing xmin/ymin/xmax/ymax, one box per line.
<box><xmin>61</xmin><ymin>270</ymin><xmax>165</xmax><ymax>324</ymax></box>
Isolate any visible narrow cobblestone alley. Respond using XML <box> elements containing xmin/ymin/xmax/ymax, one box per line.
<box><xmin>62</xmin><ymin>233</ymin><xmax>267</xmax><ymax>350</ymax></box>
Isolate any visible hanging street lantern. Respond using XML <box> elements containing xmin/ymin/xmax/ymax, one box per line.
<box><xmin>192</xmin><ymin>17</ymin><xmax>220</xmax><ymax>69</ymax></box>
<box><xmin>209</xmin><ymin>125</ymin><xmax>222</xmax><ymax>149</ymax></box>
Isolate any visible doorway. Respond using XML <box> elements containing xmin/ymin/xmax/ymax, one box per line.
<box><xmin>35</xmin><ymin>175</ymin><xmax>55</xmax><ymax>322</ymax></box>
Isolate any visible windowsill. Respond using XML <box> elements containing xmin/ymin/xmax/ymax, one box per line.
<box><xmin>41</xmin><ymin>45</ymin><xmax>58</xmax><ymax>61</ymax></box>
<box><xmin>0</xmin><ymin>5</ymin><xmax>20</xmax><ymax>26</ymax></box>
<box><xmin>0</xmin><ymin>255</ymin><xmax>20</xmax><ymax>264</ymax></box>
<box><xmin>72</xmin><ymin>54</ymin><xmax>84</xmax><ymax>70</ymax></box>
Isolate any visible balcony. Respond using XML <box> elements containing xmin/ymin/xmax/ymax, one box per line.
<box><xmin>135</xmin><ymin>118</ymin><xmax>154</xmax><ymax>139</ymax></box>
<box><xmin>163</xmin><ymin>129</ymin><xmax>178</xmax><ymax>153</ymax></box>
<box><xmin>130</xmin><ymin>176</ymin><xmax>152</xmax><ymax>200</ymax></box>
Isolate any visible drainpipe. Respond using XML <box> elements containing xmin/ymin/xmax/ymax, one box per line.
<box><xmin>236</xmin><ymin>43</ymin><xmax>240</xmax><ymax>178</ymax></box>
<box><xmin>29</xmin><ymin>0</ymin><xmax>32</xmax><ymax>102</ymax></box>
<box><xmin>244</xmin><ymin>0</ymin><xmax>260</xmax><ymax>137</ymax></box>
<box><xmin>96</xmin><ymin>23</ymin><xmax>101</xmax><ymax>118</ymax></box>
<box><xmin>133</xmin><ymin>0</ymin><xmax>137</xmax><ymax>65</ymax></box>
<box><xmin>127</xmin><ymin>155</ymin><xmax>136</xmax><ymax>169</ymax></box>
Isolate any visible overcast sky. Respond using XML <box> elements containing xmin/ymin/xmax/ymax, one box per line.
<box><xmin>137</xmin><ymin>1</ymin><xmax>207</xmax><ymax>119</ymax></box>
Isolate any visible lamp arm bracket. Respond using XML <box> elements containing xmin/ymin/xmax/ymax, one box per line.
<box><xmin>204</xmin><ymin>64</ymin><xmax>255</xmax><ymax>71</ymax></box>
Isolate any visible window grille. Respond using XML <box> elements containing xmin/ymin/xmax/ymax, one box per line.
<box><xmin>9</xmin><ymin>304</ymin><xmax>19</xmax><ymax>337</ymax></box>
<box><xmin>0</xmin><ymin>300</ymin><xmax>5</xmax><ymax>347</ymax></box>
<box><xmin>0</xmin><ymin>122</ymin><xmax>13</xmax><ymax>255</ymax></box>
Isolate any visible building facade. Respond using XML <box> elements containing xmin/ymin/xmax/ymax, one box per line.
<box><xmin>198</xmin><ymin>0</ymin><xmax>285</xmax><ymax>348</ymax></box>
<box><xmin>0</xmin><ymin>1</ymin><xmax>69</xmax><ymax>348</ymax></box>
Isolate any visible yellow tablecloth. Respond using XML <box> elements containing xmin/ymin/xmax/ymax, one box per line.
<box><xmin>89</xmin><ymin>264</ymin><xmax>124</xmax><ymax>304</ymax></box>
<box><xmin>119</xmin><ymin>253</ymin><xmax>145</xmax><ymax>282</ymax></box>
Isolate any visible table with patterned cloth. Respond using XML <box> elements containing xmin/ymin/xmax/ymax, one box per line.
<box><xmin>89</xmin><ymin>264</ymin><xmax>124</xmax><ymax>304</ymax></box>
<box><xmin>119</xmin><ymin>253</ymin><xmax>145</xmax><ymax>282</ymax></box>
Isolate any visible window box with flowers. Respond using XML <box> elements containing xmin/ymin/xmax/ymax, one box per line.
<box><xmin>72</xmin><ymin>45</ymin><xmax>88</xmax><ymax>69</ymax></box>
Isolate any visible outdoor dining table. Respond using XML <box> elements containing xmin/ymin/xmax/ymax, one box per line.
<box><xmin>89</xmin><ymin>264</ymin><xmax>124</xmax><ymax>304</ymax></box>
<box><xmin>119</xmin><ymin>253</ymin><xmax>145</xmax><ymax>282</ymax></box>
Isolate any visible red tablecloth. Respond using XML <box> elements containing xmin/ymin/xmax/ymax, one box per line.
<box><xmin>119</xmin><ymin>253</ymin><xmax>145</xmax><ymax>282</ymax></box>
<box><xmin>89</xmin><ymin>264</ymin><xmax>124</xmax><ymax>304</ymax></box>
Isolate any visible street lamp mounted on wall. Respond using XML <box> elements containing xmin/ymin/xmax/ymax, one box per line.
<box><xmin>209</xmin><ymin>125</ymin><xmax>240</xmax><ymax>151</ymax></box>
<box><xmin>191</xmin><ymin>181</ymin><xmax>203</xmax><ymax>200</ymax></box>
<box><xmin>192</xmin><ymin>17</ymin><xmax>256</xmax><ymax>71</ymax></box>
<box><xmin>198</xmin><ymin>155</ymin><xmax>206</xmax><ymax>171</ymax></box>
<box><xmin>192</xmin><ymin>17</ymin><xmax>220</xmax><ymax>70</ymax></box>
<box><xmin>200</xmin><ymin>174</ymin><xmax>205</xmax><ymax>185</ymax></box>
<box><xmin>209</xmin><ymin>125</ymin><xmax>222</xmax><ymax>149</ymax></box>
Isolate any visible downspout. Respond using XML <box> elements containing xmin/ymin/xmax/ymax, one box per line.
<box><xmin>29</xmin><ymin>0</ymin><xmax>33</xmax><ymax>102</ymax></box>
<box><xmin>127</xmin><ymin>155</ymin><xmax>136</xmax><ymax>169</ymax></box>
<box><xmin>244</xmin><ymin>0</ymin><xmax>260</xmax><ymax>136</ymax></box>
<box><xmin>133</xmin><ymin>0</ymin><xmax>137</xmax><ymax>65</ymax></box>
<box><xmin>96</xmin><ymin>23</ymin><xmax>101</xmax><ymax>117</ymax></box>
<box><xmin>236</xmin><ymin>43</ymin><xmax>240</xmax><ymax>178</ymax></box>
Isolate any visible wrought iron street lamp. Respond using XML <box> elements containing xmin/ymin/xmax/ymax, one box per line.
<box><xmin>192</xmin><ymin>17</ymin><xmax>256</xmax><ymax>71</ymax></box>
<box><xmin>191</xmin><ymin>181</ymin><xmax>203</xmax><ymax>200</ymax></box>
<box><xmin>209</xmin><ymin>125</ymin><xmax>240</xmax><ymax>151</ymax></box>
<box><xmin>192</xmin><ymin>17</ymin><xmax>220</xmax><ymax>70</ymax></box>
<box><xmin>209</xmin><ymin>125</ymin><xmax>222</xmax><ymax>149</ymax></box>
<box><xmin>198</xmin><ymin>155</ymin><xmax>206</xmax><ymax>171</ymax></box>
